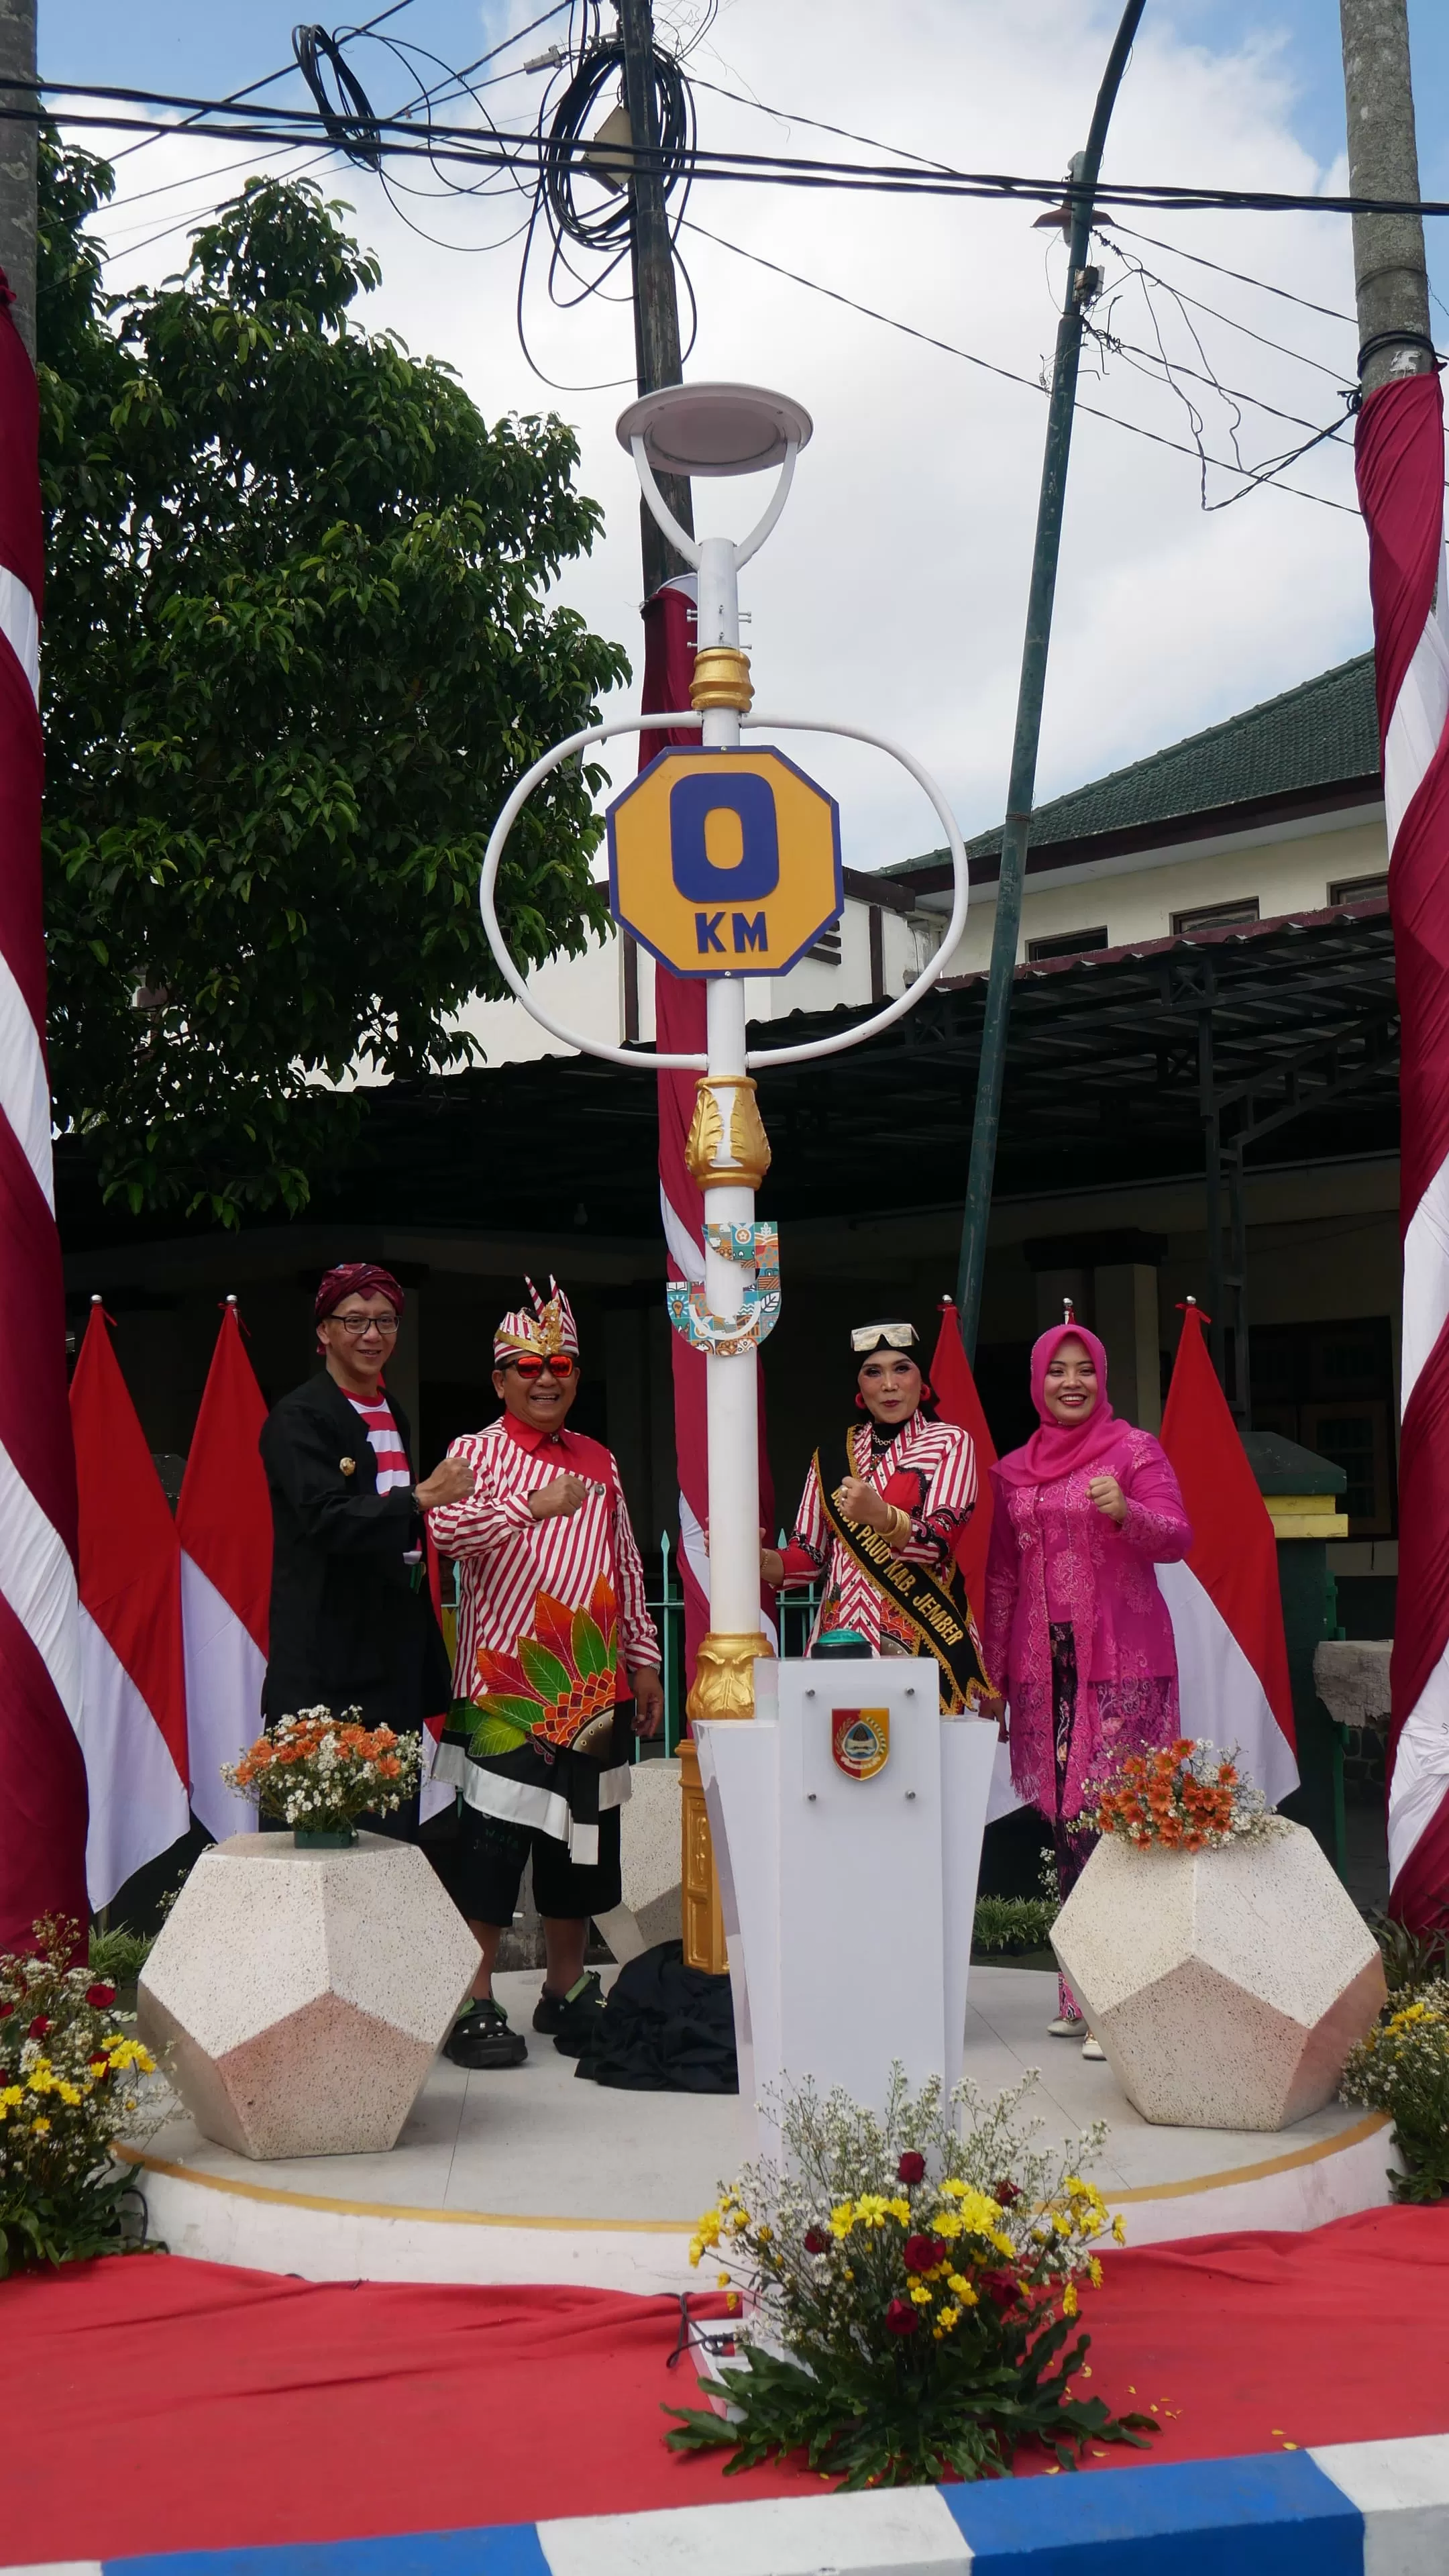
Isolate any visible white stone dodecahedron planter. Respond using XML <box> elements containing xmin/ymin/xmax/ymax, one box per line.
<box><xmin>138</xmin><ymin>1832</ymin><xmax>480</xmax><ymax>2159</ymax></box>
<box><xmin>1051</xmin><ymin>1822</ymin><xmax>1386</xmax><ymax>2131</ymax></box>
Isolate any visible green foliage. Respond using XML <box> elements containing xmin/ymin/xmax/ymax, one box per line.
<box><xmin>38</xmin><ymin>136</ymin><xmax>629</xmax><ymax>1224</ymax></box>
<box><xmin>972</xmin><ymin>1894</ymin><xmax>1059</xmax><ymax>1953</ymax></box>
<box><xmin>87</xmin><ymin>1922</ymin><xmax>154</xmax><ymax>1986</ymax></box>
<box><xmin>1342</xmin><ymin>1979</ymin><xmax>1449</xmax><ymax>2203</ymax></box>
<box><xmin>665</xmin><ymin>2070</ymin><xmax>1155</xmax><ymax>2487</ymax></box>
<box><xmin>1368</xmin><ymin>1912</ymin><xmax>1449</xmax><ymax>2002</ymax></box>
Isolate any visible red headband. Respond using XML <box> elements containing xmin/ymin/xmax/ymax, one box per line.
<box><xmin>315</xmin><ymin>1262</ymin><xmax>405</xmax><ymax>1324</ymax></box>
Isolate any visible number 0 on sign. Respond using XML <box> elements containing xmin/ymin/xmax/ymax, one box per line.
<box><xmin>606</xmin><ymin>745</ymin><xmax>843</xmax><ymax>978</ymax></box>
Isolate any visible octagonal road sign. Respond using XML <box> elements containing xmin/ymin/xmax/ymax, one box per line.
<box><xmin>607</xmin><ymin>745</ymin><xmax>842</xmax><ymax>978</ymax></box>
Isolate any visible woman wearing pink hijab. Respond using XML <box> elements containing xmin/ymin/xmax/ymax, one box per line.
<box><xmin>981</xmin><ymin>1315</ymin><xmax>1192</xmax><ymax>2049</ymax></box>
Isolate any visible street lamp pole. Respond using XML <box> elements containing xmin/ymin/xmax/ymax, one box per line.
<box><xmin>953</xmin><ymin>0</ymin><xmax>1146</xmax><ymax>1356</ymax></box>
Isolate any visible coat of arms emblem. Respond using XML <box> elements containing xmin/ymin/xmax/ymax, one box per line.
<box><xmin>830</xmin><ymin>1706</ymin><xmax>890</xmax><ymax>1780</ymax></box>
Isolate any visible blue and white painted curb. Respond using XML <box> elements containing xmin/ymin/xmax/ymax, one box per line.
<box><xmin>16</xmin><ymin>2433</ymin><xmax>1449</xmax><ymax>2575</ymax></box>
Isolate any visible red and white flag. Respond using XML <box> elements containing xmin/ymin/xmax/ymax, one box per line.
<box><xmin>69</xmin><ymin>1303</ymin><xmax>189</xmax><ymax>1907</ymax></box>
<box><xmin>1355</xmin><ymin>368</ymin><xmax>1449</xmax><ymax>1930</ymax></box>
<box><xmin>0</xmin><ymin>269</ymin><xmax>88</xmax><ymax>1949</ymax></box>
<box><xmin>928</xmin><ymin>1298</ymin><xmax>997</xmax><ymax>1619</ymax></box>
<box><xmin>647</xmin><ymin>579</ymin><xmax>775</xmax><ymax>1676</ymax></box>
<box><xmin>176</xmin><ymin>1298</ymin><xmax>270</xmax><ymax>1841</ymax></box>
<box><xmin>1157</xmin><ymin>1302</ymin><xmax>1299</xmax><ymax>1807</ymax></box>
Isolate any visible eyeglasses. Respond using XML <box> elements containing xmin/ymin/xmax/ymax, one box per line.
<box><xmin>505</xmin><ymin>1354</ymin><xmax>577</xmax><ymax>1381</ymax></box>
<box><xmin>851</xmin><ymin>1322</ymin><xmax>917</xmax><ymax>1354</ymax></box>
<box><xmin>329</xmin><ymin>1312</ymin><xmax>400</xmax><ymax>1337</ymax></box>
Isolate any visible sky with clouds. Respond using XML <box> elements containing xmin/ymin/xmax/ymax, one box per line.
<box><xmin>41</xmin><ymin>1</ymin><xmax>1449</xmax><ymax>871</ymax></box>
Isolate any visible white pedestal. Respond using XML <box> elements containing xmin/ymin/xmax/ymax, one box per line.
<box><xmin>696</xmin><ymin>1658</ymin><xmax>998</xmax><ymax>2141</ymax></box>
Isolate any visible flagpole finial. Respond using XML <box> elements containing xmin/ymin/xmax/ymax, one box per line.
<box><xmin>1185</xmin><ymin>1293</ymin><xmax>1197</xmax><ymax>1307</ymax></box>
<box><xmin>91</xmin><ymin>1293</ymin><xmax>102</xmax><ymax>1305</ymax></box>
<box><xmin>226</xmin><ymin>1294</ymin><xmax>238</xmax><ymax>1307</ymax></box>
<box><xmin>1062</xmin><ymin>1295</ymin><xmax>1076</xmax><ymax>1325</ymax></box>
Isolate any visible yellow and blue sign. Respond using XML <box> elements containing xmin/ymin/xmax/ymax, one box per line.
<box><xmin>607</xmin><ymin>745</ymin><xmax>842</xmax><ymax>978</ymax></box>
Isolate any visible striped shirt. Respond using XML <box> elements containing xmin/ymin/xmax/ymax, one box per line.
<box><xmin>790</xmin><ymin>1412</ymin><xmax>979</xmax><ymax>1654</ymax></box>
<box><xmin>347</xmin><ymin>1389</ymin><xmax>420</xmax><ymax>1562</ymax></box>
<box><xmin>427</xmin><ymin>1413</ymin><xmax>659</xmax><ymax>1701</ymax></box>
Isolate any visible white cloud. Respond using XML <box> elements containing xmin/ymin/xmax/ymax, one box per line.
<box><xmin>88</xmin><ymin>1</ymin><xmax>1377</xmax><ymax>869</ymax></box>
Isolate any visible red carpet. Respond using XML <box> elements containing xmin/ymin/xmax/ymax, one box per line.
<box><xmin>8</xmin><ymin>2206</ymin><xmax>1449</xmax><ymax>2562</ymax></box>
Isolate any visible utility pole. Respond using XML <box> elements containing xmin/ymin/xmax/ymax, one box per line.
<box><xmin>1340</xmin><ymin>0</ymin><xmax>1433</xmax><ymax>396</ymax></box>
<box><xmin>616</xmin><ymin>0</ymin><xmax>694</xmax><ymax>594</ymax></box>
<box><xmin>953</xmin><ymin>0</ymin><xmax>1145</xmax><ymax>1356</ymax></box>
<box><xmin>0</xmin><ymin>0</ymin><xmax>36</xmax><ymax>360</ymax></box>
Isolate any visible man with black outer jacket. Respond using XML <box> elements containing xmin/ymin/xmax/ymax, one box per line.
<box><xmin>259</xmin><ymin>1262</ymin><xmax>472</xmax><ymax>1830</ymax></box>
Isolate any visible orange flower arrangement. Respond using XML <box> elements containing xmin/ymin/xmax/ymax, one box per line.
<box><xmin>223</xmin><ymin>1707</ymin><xmax>420</xmax><ymax>1831</ymax></box>
<box><xmin>1088</xmin><ymin>1739</ymin><xmax>1279</xmax><ymax>1852</ymax></box>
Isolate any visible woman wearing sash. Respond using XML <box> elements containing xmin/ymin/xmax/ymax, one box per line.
<box><xmin>762</xmin><ymin>1319</ymin><xmax>991</xmax><ymax>1713</ymax></box>
<box><xmin>980</xmin><ymin>1317</ymin><xmax>1192</xmax><ymax>2053</ymax></box>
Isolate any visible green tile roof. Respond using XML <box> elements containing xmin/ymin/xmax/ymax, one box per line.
<box><xmin>897</xmin><ymin>652</ymin><xmax>1380</xmax><ymax>877</ymax></box>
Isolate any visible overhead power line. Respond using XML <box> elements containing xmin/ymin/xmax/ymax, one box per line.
<box><xmin>30</xmin><ymin>75</ymin><xmax>1449</xmax><ymax>221</ymax></box>
<box><xmin>676</xmin><ymin>215</ymin><xmax>1358</xmax><ymax>515</ymax></box>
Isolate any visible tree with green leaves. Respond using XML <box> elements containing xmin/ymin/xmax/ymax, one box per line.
<box><xmin>39</xmin><ymin>140</ymin><xmax>627</xmax><ymax>1223</ymax></box>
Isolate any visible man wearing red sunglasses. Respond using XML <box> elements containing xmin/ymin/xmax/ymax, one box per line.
<box><xmin>426</xmin><ymin>1277</ymin><xmax>663</xmax><ymax>2070</ymax></box>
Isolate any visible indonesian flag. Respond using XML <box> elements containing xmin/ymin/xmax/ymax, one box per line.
<box><xmin>1355</xmin><ymin>369</ymin><xmax>1449</xmax><ymax>1931</ymax></box>
<box><xmin>928</xmin><ymin>1297</ymin><xmax>997</xmax><ymax>1616</ymax></box>
<box><xmin>928</xmin><ymin>1299</ymin><xmax>1020</xmax><ymax>1823</ymax></box>
<box><xmin>1157</xmin><ymin>1302</ymin><xmax>1299</xmax><ymax>1807</ymax></box>
<box><xmin>647</xmin><ymin>578</ymin><xmax>775</xmax><ymax>1678</ymax></box>
<box><xmin>69</xmin><ymin>1303</ymin><xmax>190</xmax><ymax>1906</ymax></box>
<box><xmin>176</xmin><ymin>1299</ymin><xmax>269</xmax><ymax>1841</ymax></box>
<box><xmin>0</xmin><ymin>262</ymin><xmax>88</xmax><ymax>1950</ymax></box>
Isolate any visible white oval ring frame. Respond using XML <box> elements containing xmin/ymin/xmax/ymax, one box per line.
<box><xmin>478</xmin><ymin>711</ymin><xmax>969</xmax><ymax>1073</ymax></box>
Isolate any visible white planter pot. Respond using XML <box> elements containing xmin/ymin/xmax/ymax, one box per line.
<box><xmin>138</xmin><ymin>1831</ymin><xmax>480</xmax><ymax>2159</ymax></box>
<box><xmin>1051</xmin><ymin>1822</ymin><xmax>1386</xmax><ymax>2131</ymax></box>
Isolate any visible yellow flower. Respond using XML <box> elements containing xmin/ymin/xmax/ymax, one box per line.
<box><xmin>1089</xmin><ymin>2257</ymin><xmax>1104</xmax><ymax>2289</ymax></box>
<box><xmin>1112</xmin><ymin>2215</ymin><xmax>1127</xmax><ymax>2246</ymax></box>
<box><xmin>1062</xmin><ymin>2282</ymin><xmax>1079</xmax><ymax>2318</ymax></box>
<box><xmin>105</xmin><ymin>2039</ymin><xmax>155</xmax><ymax>2075</ymax></box>
<box><xmin>829</xmin><ymin>2202</ymin><xmax>856</xmax><ymax>2239</ymax></box>
<box><xmin>756</xmin><ymin>2224</ymin><xmax>773</xmax><ymax>2243</ymax></box>
<box><xmin>888</xmin><ymin>2198</ymin><xmax>912</xmax><ymax>2224</ymax></box>
<box><xmin>27</xmin><ymin>2068</ymin><xmax>55</xmax><ymax>2095</ymax></box>
<box><xmin>936</xmin><ymin>2305</ymin><xmax>960</xmax><ymax>2331</ymax></box>
<box><xmin>55</xmin><ymin>2080</ymin><xmax>83</xmax><ymax>2106</ymax></box>
<box><xmin>694</xmin><ymin>2208</ymin><xmax>722</xmax><ymax>2249</ymax></box>
<box><xmin>30</xmin><ymin>2115</ymin><xmax>50</xmax><ymax>2135</ymax></box>
<box><xmin>947</xmin><ymin>2272</ymin><xmax>971</xmax><ymax>2298</ymax></box>
<box><xmin>990</xmin><ymin>2231</ymin><xmax>1016</xmax><ymax>2257</ymax></box>
<box><xmin>718</xmin><ymin>2271</ymin><xmax>731</xmax><ymax>2288</ymax></box>
<box><xmin>688</xmin><ymin>2240</ymin><xmax>704</xmax><ymax>2268</ymax></box>
<box><xmin>908</xmin><ymin>2280</ymin><xmax>932</xmax><ymax>2306</ymax></box>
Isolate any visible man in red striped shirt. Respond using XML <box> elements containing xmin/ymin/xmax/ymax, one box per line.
<box><xmin>428</xmin><ymin>1279</ymin><xmax>663</xmax><ymax>2070</ymax></box>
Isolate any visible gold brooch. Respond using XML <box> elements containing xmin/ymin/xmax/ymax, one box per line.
<box><xmin>340</xmin><ymin>1456</ymin><xmax>356</xmax><ymax>1477</ymax></box>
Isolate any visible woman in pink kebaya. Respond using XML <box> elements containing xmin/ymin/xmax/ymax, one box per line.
<box><xmin>981</xmin><ymin>1317</ymin><xmax>1192</xmax><ymax>2051</ymax></box>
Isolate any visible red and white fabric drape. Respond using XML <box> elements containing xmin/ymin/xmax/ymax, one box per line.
<box><xmin>1356</xmin><ymin>368</ymin><xmax>1449</xmax><ymax>1931</ymax></box>
<box><xmin>0</xmin><ymin>275</ymin><xmax>88</xmax><ymax>1950</ymax></box>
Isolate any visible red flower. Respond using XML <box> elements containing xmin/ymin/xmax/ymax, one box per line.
<box><xmin>979</xmin><ymin>2269</ymin><xmax>1020</xmax><ymax>2310</ymax></box>
<box><xmin>804</xmin><ymin>2229</ymin><xmax>829</xmax><ymax>2256</ymax></box>
<box><xmin>896</xmin><ymin>2151</ymin><xmax>926</xmax><ymax>2185</ymax></box>
<box><xmin>884</xmin><ymin>2299</ymin><xmax>918</xmax><ymax>2337</ymax></box>
<box><xmin>86</xmin><ymin>1982</ymin><xmax>116</xmax><ymax>2008</ymax></box>
<box><xmin>993</xmin><ymin>2178</ymin><xmax>1022</xmax><ymax>2207</ymax></box>
<box><xmin>904</xmin><ymin>2233</ymin><xmax>946</xmax><ymax>2273</ymax></box>
<box><xmin>0</xmin><ymin>2002</ymin><xmax>10</xmax><ymax>2017</ymax></box>
<box><xmin>28</xmin><ymin>2016</ymin><xmax>51</xmax><ymax>2039</ymax></box>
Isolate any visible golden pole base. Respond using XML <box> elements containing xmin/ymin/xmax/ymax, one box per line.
<box><xmin>680</xmin><ymin>1630</ymin><xmax>773</xmax><ymax>1972</ymax></box>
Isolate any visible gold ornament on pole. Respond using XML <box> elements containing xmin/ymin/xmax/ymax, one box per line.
<box><xmin>684</xmin><ymin>1075</ymin><xmax>772</xmax><ymax>1192</ymax></box>
<box><xmin>689</xmin><ymin>643</ymin><xmax>753</xmax><ymax>713</ymax></box>
<box><xmin>681</xmin><ymin>1631</ymin><xmax>774</xmax><ymax>1974</ymax></box>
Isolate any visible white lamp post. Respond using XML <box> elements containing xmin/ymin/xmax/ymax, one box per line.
<box><xmin>477</xmin><ymin>383</ymin><xmax>971</xmax><ymax>1960</ymax></box>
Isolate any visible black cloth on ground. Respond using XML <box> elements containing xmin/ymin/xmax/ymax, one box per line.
<box><xmin>573</xmin><ymin>1941</ymin><xmax>738</xmax><ymax>2093</ymax></box>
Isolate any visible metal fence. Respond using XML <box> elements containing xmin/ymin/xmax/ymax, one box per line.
<box><xmin>639</xmin><ymin>1529</ymin><xmax>822</xmax><ymax>1759</ymax></box>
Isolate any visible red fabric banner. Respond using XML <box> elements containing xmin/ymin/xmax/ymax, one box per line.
<box><xmin>1355</xmin><ymin>370</ymin><xmax>1449</xmax><ymax>1929</ymax></box>
<box><xmin>0</xmin><ymin>282</ymin><xmax>86</xmax><ymax>1954</ymax></box>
